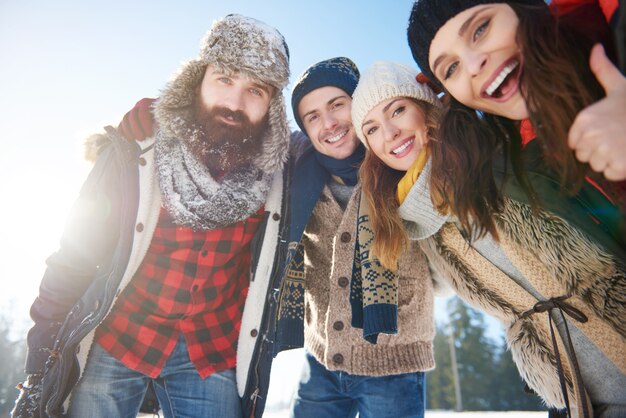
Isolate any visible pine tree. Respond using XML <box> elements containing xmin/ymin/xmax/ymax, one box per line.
<box><xmin>447</xmin><ymin>297</ymin><xmax>498</xmax><ymax>410</ymax></box>
<box><xmin>429</xmin><ymin>297</ymin><xmax>546</xmax><ymax>412</ymax></box>
<box><xmin>426</xmin><ymin>324</ymin><xmax>456</xmax><ymax>410</ymax></box>
<box><xmin>0</xmin><ymin>313</ymin><xmax>27</xmax><ymax>416</ymax></box>
<box><xmin>491</xmin><ymin>339</ymin><xmax>544</xmax><ymax>411</ymax></box>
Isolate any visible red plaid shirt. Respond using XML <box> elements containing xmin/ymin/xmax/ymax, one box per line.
<box><xmin>95</xmin><ymin>207</ymin><xmax>263</xmax><ymax>378</ymax></box>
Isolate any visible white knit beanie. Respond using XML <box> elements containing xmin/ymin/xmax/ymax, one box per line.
<box><xmin>351</xmin><ymin>61</ymin><xmax>441</xmax><ymax>147</ymax></box>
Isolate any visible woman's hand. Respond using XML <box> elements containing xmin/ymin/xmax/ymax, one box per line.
<box><xmin>568</xmin><ymin>44</ymin><xmax>626</xmax><ymax>181</ymax></box>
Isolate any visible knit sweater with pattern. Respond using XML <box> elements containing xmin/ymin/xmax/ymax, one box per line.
<box><xmin>301</xmin><ymin>181</ymin><xmax>435</xmax><ymax>376</ymax></box>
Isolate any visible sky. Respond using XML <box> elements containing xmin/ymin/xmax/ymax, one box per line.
<box><xmin>0</xmin><ymin>1</ymin><xmax>503</xmax><ymax>339</ymax></box>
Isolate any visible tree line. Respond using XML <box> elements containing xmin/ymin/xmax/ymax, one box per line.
<box><xmin>427</xmin><ymin>297</ymin><xmax>545</xmax><ymax>411</ymax></box>
<box><xmin>0</xmin><ymin>313</ymin><xmax>26</xmax><ymax>417</ymax></box>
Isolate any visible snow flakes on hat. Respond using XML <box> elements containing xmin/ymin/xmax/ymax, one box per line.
<box><xmin>155</xmin><ymin>14</ymin><xmax>291</xmax><ymax>174</ymax></box>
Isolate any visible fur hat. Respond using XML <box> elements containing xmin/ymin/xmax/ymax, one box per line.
<box><xmin>407</xmin><ymin>0</ymin><xmax>545</xmax><ymax>87</ymax></box>
<box><xmin>291</xmin><ymin>57</ymin><xmax>360</xmax><ymax>132</ymax></box>
<box><xmin>351</xmin><ymin>61</ymin><xmax>441</xmax><ymax>146</ymax></box>
<box><xmin>154</xmin><ymin>14</ymin><xmax>291</xmax><ymax>174</ymax></box>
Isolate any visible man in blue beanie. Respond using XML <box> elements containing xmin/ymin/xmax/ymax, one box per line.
<box><xmin>271</xmin><ymin>57</ymin><xmax>437</xmax><ymax>418</ymax></box>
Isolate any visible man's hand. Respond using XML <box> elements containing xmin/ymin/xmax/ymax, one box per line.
<box><xmin>568</xmin><ymin>44</ymin><xmax>626</xmax><ymax>181</ymax></box>
<box><xmin>117</xmin><ymin>98</ymin><xmax>157</xmax><ymax>141</ymax></box>
<box><xmin>11</xmin><ymin>374</ymin><xmax>43</xmax><ymax>418</ymax></box>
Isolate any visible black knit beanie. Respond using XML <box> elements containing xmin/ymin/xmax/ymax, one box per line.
<box><xmin>407</xmin><ymin>0</ymin><xmax>546</xmax><ymax>87</ymax></box>
<box><xmin>291</xmin><ymin>57</ymin><xmax>360</xmax><ymax>132</ymax></box>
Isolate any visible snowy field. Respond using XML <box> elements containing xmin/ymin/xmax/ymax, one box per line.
<box><xmin>139</xmin><ymin>410</ymin><xmax>547</xmax><ymax>417</ymax></box>
<box><xmin>423</xmin><ymin>413</ymin><xmax>547</xmax><ymax>418</ymax></box>
<box><xmin>261</xmin><ymin>410</ymin><xmax>547</xmax><ymax>417</ymax></box>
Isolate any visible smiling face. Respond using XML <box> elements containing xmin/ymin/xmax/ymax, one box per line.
<box><xmin>298</xmin><ymin>86</ymin><xmax>361</xmax><ymax>160</ymax></box>
<box><xmin>362</xmin><ymin>97</ymin><xmax>429</xmax><ymax>172</ymax></box>
<box><xmin>429</xmin><ymin>4</ymin><xmax>528</xmax><ymax>120</ymax></box>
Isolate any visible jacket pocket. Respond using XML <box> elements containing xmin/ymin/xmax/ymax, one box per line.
<box><xmin>398</xmin><ymin>278</ymin><xmax>417</xmax><ymax>307</ymax></box>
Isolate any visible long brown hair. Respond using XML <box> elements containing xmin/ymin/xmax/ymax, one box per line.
<box><xmin>360</xmin><ymin>99</ymin><xmax>441</xmax><ymax>270</ymax></box>
<box><xmin>429</xmin><ymin>2</ymin><xmax>609</xmax><ymax>239</ymax></box>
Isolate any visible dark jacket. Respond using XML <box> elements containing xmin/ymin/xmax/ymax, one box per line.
<box><xmin>240</xmin><ymin>157</ymin><xmax>293</xmax><ymax>418</ymax></box>
<box><xmin>26</xmin><ymin>127</ymin><xmax>291</xmax><ymax>417</ymax></box>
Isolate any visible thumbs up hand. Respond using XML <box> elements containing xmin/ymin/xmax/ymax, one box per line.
<box><xmin>568</xmin><ymin>44</ymin><xmax>626</xmax><ymax>181</ymax></box>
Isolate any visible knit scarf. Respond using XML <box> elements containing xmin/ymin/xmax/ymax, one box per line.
<box><xmin>274</xmin><ymin>143</ymin><xmax>365</xmax><ymax>353</ymax></box>
<box><xmin>155</xmin><ymin>131</ymin><xmax>271</xmax><ymax>230</ymax></box>
<box><xmin>287</xmin><ymin>144</ymin><xmax>364</xmax><ymax>245</ymax></box>
<box><xmin>349</xmin><ymin>191</ymin><xmax>399</xmax><ymax>343</ymax></box>
<box><xmin>397</xmin><ymin>148</ymin><xmax>430</xmax><ymax>204</ymax></box>
<box><xmin>398</xmin><ymin>157</ymin><xmax>450</xmax><ymax>241</ymax></box>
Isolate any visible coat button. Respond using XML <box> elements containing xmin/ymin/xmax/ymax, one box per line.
<box><xmin>332</xmin><ymin>353</ymin><xmax>344</xmax><ymax>365</ymax></box>
<box><xmin>272</xmin><ymin>213</ymin><xmax>281</xmax><ymax>221</ymax></box>
<box><xmin>319</xmin><ymin>195</ymin><xmax>329</xmax><ymax>203</ymax></box>
<box><xmin>138</xmin><ymin>157</ymin><xmax>147</xmax><ymax>166</ymax></box>
<box><xmin>340</xmin><ymin>232</ymin><xmax>351</xmax><ymax>243</ymax></box>
<box><xmin>136</xmin><ymin>223</ymin><xmax>144</xmax><ymax>232</ymax></box>
<box><xmin>333</xmin><ymin>321</ymin><xmax>344</xmax><ymax>331</ymax></box>
<box><xmin>250</xmin><ymin>329</ymin><xmax>258</xmax><ymax>337</ymax></box>
<box><xmin>337</xmin><ymin>277</ymin><xmax>349</xmax><ymax>288</ymax></box>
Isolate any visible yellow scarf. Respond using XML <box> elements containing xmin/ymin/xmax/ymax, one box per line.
<box><xmin>396</xmin><ymin>147</ymin><xmax>429</xmax><ymax>204</ymax></box>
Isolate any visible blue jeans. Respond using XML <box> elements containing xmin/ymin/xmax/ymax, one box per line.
<box><xmin>291</xmin><ymin>352</ymin><xmax>425</xmax><ymax>418</ymax></box>
<box><xmin>67</xmin><ymin>335</ymin><xmax>242</xmax><ymax>418</ymax></box>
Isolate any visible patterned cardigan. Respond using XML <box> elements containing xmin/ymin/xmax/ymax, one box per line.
<box><xmin>275</xmin><ymin>182</ymin><xmax>438</xmax><ymax>375</ymax></box>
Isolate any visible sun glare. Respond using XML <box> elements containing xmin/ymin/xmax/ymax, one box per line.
<box><xmin>0</xmin><ymin>155</ymin><xmax>90</xmax><ymax>322</ymax></box>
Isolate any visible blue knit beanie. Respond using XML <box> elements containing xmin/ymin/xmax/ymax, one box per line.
<box><xmin>291</xmin><ymin>57</ymin><xmax>360</xmax><ymax>131</ymax></box>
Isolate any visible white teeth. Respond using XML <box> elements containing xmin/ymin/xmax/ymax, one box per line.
<box><xmin>392</xmin><ymin>139</ymin><xmax>413</xmax><ymax>155</ymax></box>
<box><xmin>326</xmin><ymin>130</ymin><xmax>347</xmax><ymax>144</ymax></box>
<box><xmin>485</xmin><ymin>61</ymin><xmax>519</xmax><ymax>96</ymax></box>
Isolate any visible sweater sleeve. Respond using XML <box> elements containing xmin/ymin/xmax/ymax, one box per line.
<box><xmin>117</xmin><ymin>98</ymin><xmax>157</xmax><ymax>141</ymax></box>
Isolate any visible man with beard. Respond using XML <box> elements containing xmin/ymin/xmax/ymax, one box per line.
<box><xmin>187</xmin><ymin>68</ymin><xmax>270</xmax><ymax>175</ymax></box>
<box><xmin>12</xmin><ymin>14</ymin><xmax>291</xmax><ymax>418</ymax></box>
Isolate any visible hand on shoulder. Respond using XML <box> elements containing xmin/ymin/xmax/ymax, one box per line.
<box><xmin>117</xmin><ymin>98</ymin><xmax>157</xmax><ymax>141</ymax></box>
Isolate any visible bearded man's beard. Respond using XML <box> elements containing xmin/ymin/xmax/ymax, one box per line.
<box><xmin>188</xmin><ymin>94</ymin><xmax>269</xmax><ymax>175</ymax></box>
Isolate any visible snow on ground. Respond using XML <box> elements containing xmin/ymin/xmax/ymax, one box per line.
<box><xmin>139</xmin><ymin>410</ymin><xmax>546</xmax><ymax>417</ymax></box>
<box><xmin>140</xmin><ymin>410</ymin><xmax>547</xmax><ymax>417</ymax></box>
<box><xmin>423</xmin><ymin>413</ymin><xmax>547</xmax><ymax>418</ymax></box>
<box><xmin>262</xmin><ymin>410</ymin><xmax>547</xmax><ymax>417</ymax></box>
